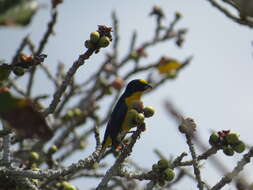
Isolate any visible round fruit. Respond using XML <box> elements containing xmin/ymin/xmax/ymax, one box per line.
<box><xmin>98</xmin><ymin>36</ymin><xmax>110</xmax><ymax>48</ymax></box>
<box><xmin>90</xmin><ymin>32</ymin><xmax>100</xmax><ymax>43</ymax></box>
<box><xmin>143</xmin><ymin>106</ymin><xmax>155</xmax><ymax>118</ymax></box>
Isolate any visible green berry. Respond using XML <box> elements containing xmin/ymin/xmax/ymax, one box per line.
<box><xmin>78</xmin><ymin>140</ymin><xmax>87</xmax><ymax>149</ymax></box>
<box><xmin>29</xmin><ymin>152</ymin><xmax>39</xmax><ymax>162</ymax></box>
<box><xmin>128</xmin><ymin>109</ymin><xmax>139</xmax><ymax>126</ymax></box>
<box><xmin>164</xmin><ymin>168</ymin><xmax>175</xmax><ymax>181</ymax></box>
<box><xmin>13</xmin><ymin>67</ymin><xmax>24</xmax><ymax>76</ymax></box>
<box><xmin>129</xmin><ymin>51</ymin><xmax>139</xmax><ymax>61</ymax></box>
<box><xmin>67</xmin><ymin>110</ymin><xmax>75</xmax><ymax>118</ymax></box>
<box><xmin>73</xmin><ymin>108</ymin><xmax>82</xmax><ymax>116</ymax></box>
<box><xmin>143</xmin><ymin>106</ymin><xmax>155</xmax><ymax>118</ymax></box>
<box><xmin>223</xmin><ymin>146</ymin><xmax>234</xmax><ymax>156</ymax></box>
<box><xmin>92</xmin><ymin>162</ymin><xmax>99</xmax><ymax>169</ymax></box>
<box><xmin>136</xmin><ymin>113</ymin><xmax>145</xmax><ymax>124</ymax></box>
<box><xmin>84</xmin><ymin>40</ymin><xmax>94</xmax><ymax>49</ymax></box>
<box><xmin>158</xmin><ymin>159</ymin><xmax>169</xmax><ymax>170</ymax></box>
<box><xmin>32</xmin><ymin>168</ymin><xmax>40</xmax><ymax>171</ymax></box>
<box><xmin>90</xmin><ymin>32</ymin><xmax>100</xmax><ymax>43</ymax></box>
<box><xmin>178</xmin><ymin>124</ymin><xmax>187</xmax><ymax>134</ymax></box>
<box><xmin>62</xmin><ymin>181</ymin><xmax>76</xmax><ymax>190</ymax></box>
<box><xmin>98</xmin><ymin>36</ymin><xmax>110</xmax><ymax>48</ymax></box>
<box><xmin>0</xmin><ymin>65</ymin><xmax>10</xmax><ymax>81</ymax></box>
<box><xmin>209</xmin><ymin>133</ymin><xmax>219</xmax><ymax>146</ymax></box>
<box><xmin>175</xmin><ymin>11</ymin><xmax>182</xmax><ymax>19</ymax></box>
<box><xmin>233</xmin><ymin>141</ymin><xmax>246</xmax><ymax>153</ymax></box>
<box><xmin>158</xmin><ymin>179</ymin><xmax>166</xmax><ymax>186</ymax></box>
<box><xmin>152</xmin><ymin>164</ymin><xmax>159</xmax><ymax>172</ymax></box>
<box><xmin>226</xmin><ymin>133</ymin><xmax>240</xmax><ymax>145</ymax></box>
<box><xmin>49</xmin><ymin>145</ymin><xmax>58</xmax><ymax>154</ymax></box>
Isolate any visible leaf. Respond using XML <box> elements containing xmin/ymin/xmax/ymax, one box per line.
<box><xmin>0</xmin><ymin>0</ymin><xmax>38</xmax><ymax>27</ymax></box>
<box><xmin>156</xmin><ymin>57</ymin><xmax>181</xmax><ymax>74</ymax></box>
<box><xmin>0</xmin><ymin>87</ymin><xmax>53</xmax><ymax>140</ymax></box>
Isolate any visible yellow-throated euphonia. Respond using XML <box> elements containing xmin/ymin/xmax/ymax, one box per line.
<box><xmin>102</xmin><ymin>79</ymin><xmax>152</xmax><ymax>152</ymax></box>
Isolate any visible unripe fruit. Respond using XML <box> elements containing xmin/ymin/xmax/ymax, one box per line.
<box><xmin>13</xmin><ymin>67</ymin><xmax>24</xmax><ymax>76</ymax></box>
<box><xmin>32</xmin><ymin>167</ymin><xmax>40</xmax><ymax>171</ymax></box>
<box><xmin>178</xmin><ymin>124</ymin><xmax>187</xmax><ymax>134</ymax></box>
<box><xmin>152</xmin><ymin>164</ymin><xmax>159</xmax><ymax>172</ymax></box>
<box><xmin>223</xmin><ymin>146</ymin><xmax>234</xmax><ymax>156</ymax></box>
<box><xmin>158</xmin><ymin>159</ymin><xmax>169</xmax><ymax>170</ymax></box>
<box><xmin>85</xmin><ymin>40</ymin><xmax>94</xmax><ymax>49</ymax></box>
<box><xmin>78</xmin><ymin>140</ymin><xmax>87</xmax><ymax>149</ymax></box>
<box><xmin>62</xmin><ymin>181</ymin><xmax>77</xmax><ymax>190</ymax></box>
<box><xmin>164</xmin><ymin>168</ymin><xmax>175</xmax><ymax>181</ymax></box>
<box><xmin>233</xmin><ymin>141</ymin><xmax>246</xmax><ymax>153</ymax></box>
<box><xmin>29</xmin><ymin>152</ymin><xmax>39</xmax><ymax>162</ymax></box>
<box><xmin>0</xmin><ymin>65</ymin><xmax>10</xmax><ymax>81</ymax></box>
<box><xmin>92</xmin><ymin>162</ymin><xmax>99</xmax><ymax>169</ymax></box>
<box><xmin>143</xmin><ymin>106</ymin><xmax>155</xmax><ymax>118</ymax></box>
<box><xmin>175</xmin><ymin>11</ymin><xmax>182</xmax><ymax>19</ymax></box>
<box><xmin>209</xmin><ymin>133</ymin><xmax>219</xmax><ymax>146</ymax></box>
<box><xmin>128</xmin><ymin>109</ymin><xmax>139</xmax><ymax>126</ymax></box>
<box><xmin>98</xmin><ymin>36</ymin><xmax>110</xmax><ymax>48</ymax></box>
<box><xmin>73</xmin><ymin>108</ymin><xmax>82</xmax><ymax>116</ymax></box>
<box><xmin>136</xmin><ymin>113</ymin><xmax>145</xmax><ymax>124</ymax></box>
<box><xmin>158</xmin><ymin>179</ymin><xmax>166</xmax><ymax>186</ymax></box>
<box><xmin>49</xmin><ymin>145</ymin><xmax>58</xmax><ymax>154</ymax></box>
<box><xmin>90</xmin><ymin>32</ymin><xmax>100</xmax><ymax>43</ymax></box>
<box><xmin>226</xmin><ymin>133</ymin><xmax>240</xmax><ymax>145</ymax></box>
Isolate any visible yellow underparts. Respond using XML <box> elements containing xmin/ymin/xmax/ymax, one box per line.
<box><xmin>103</xmin><ymin>91</ymin><xmax>143</xmax><ymax>149</ymax></box>
<box><xmin>122</xmin><ymin>91</ymin><xmax>143</xmax><ymax>131</ymax></box>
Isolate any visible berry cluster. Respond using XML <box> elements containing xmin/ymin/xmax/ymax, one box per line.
<box><xmin>0</xmin><ymin>53</ymin><xmax>47</xmax><ymax>81</ymax></box>
<box><xmin>152</xmin><ymin>159</ymin><xmax>175</xmax><ymax>186</ymax></box>
<box><xmin>62</xmin><ymin>108</ymin><xmax>87</xmax><ymax>124</ymax></box>
<box><xmin>84</xmin><ymin>25</ymin><xmax>112</xmax><ymax>53</ymax></box>
<box><xmin>209</xmin><ymin>130</ymin><xmax>246</xmax><ymax>156</ymax></box>
<box><xmin>127</xmin><ymin>100</ymin><xmax>155</xmax><ymax>130</ymax></box>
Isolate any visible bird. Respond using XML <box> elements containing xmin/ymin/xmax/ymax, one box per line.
<box><xmin>101</xmin><ymin>79</ymin><xmax>152</xmax><ymax>153</ymax></box>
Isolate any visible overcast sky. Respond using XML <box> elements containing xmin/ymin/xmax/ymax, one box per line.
<box><xmin>1</xmin><ymin>0</ymin><xmax>253</xmax><ymax>189</ymax></box>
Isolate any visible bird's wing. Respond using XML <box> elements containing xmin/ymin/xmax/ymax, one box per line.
<box><xmin>103</xmin><ymin>95</ymin><xmax>128</xmax><ymax>148</ymax></box>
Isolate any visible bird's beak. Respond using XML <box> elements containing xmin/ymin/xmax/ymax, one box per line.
<box><xmin>145</xmin><ymin>84</ymin><xmax>152</xmax><ymax>90</ymax></box>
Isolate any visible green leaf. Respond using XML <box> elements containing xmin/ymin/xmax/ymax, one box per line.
<box><xmin>0</xmin><ymin>0</ymin><xmax>38</xmax><ymax>27</ymax></box>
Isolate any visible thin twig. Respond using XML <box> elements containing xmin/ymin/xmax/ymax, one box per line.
<box><xmin>205</xmin><ymin>0</ymin><xmax>253</xmax><ymax>28</ymax></box>
<box><xmin>2</xmin><ymin>122</ymin><xmax>11</xmax><ymax>167</ymax></box>
<box><xmin>26</xmin><ymin>10</ymin><xmax>58</xmax><ymax>97</ymax></box>
<box><xmin>211</xmin><ymin>147</ymin><xmax>253</xmax><ymax>190</ymax></box>
<box><xmin>96</xmin><ymin>127</ymin><xmax>143</xmax><ymax>189</ymax></box>
<box><xmin>43</xmin><ymin>48</ymin><xmax>95</xmax><ymax>116</ymax></box>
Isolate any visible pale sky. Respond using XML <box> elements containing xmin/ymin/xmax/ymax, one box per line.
<box><xmin>1</xmin><ymin>0</ymin><xmax>253</xmax><ymax>189</ymax></box>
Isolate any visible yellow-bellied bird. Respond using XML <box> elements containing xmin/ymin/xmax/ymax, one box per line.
<box><xmin>102</xmin><ymin>79</ymin><xmax>152</xmax><ymax>152</ymax></box>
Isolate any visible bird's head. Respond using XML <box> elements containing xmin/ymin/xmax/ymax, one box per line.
<box><xmin>125</xmin><ymin>79</ymin><xmax>152</xmax><ymax>95</ymax></box>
